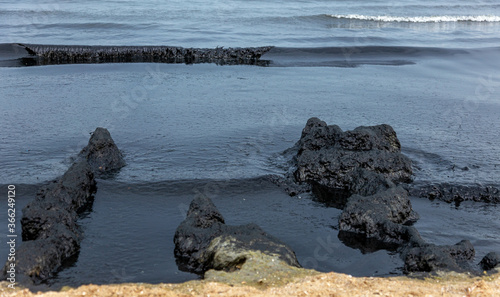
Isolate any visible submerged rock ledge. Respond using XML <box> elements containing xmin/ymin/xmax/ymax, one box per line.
<box><xmin>19</xmin><ymin>44</ymin><xmax>273</xmax><ymax>66</ymax></box>
<box><xmin>410</xmin><ymin>183</ymin><xmax>500</xmax><ymax>204</ymax></box>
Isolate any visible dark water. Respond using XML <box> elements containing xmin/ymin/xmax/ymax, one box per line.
<box><xmin>1</xmin><ymin>0</ymin><xmax>500</xmax><ymax>289</ymax></box>
<box><xmin>1</xmin><ymin>60</ymin><xmax>499</xmax><ymax>288</ymax></box>
<box><xmin>49</xmin><ymin>179</ymin><xmax>403</xmax><ymax>287</ymax></box>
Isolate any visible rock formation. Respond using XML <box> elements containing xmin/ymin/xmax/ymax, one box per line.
<box><xmin>293</xmin><ymin>117</ymin><xmax>413</xmax><ymax>196</ymax></box>
<box><xmin>285</xmin><ymin>117</ymin><xmax>487</xmax><ymax>274</ymax></box>
<box><xmin>402</xmin><ymin>240</ymin><xmax>475</xmax><ymax>273</ymax></box>
<box><xmin>2</xmin><ymin>128</ymin><xmax>124</xmax><ymax>284</ymax></box>
<box><xmin>338</xmin><ymin>186</ymin><xmax>420</xmax><ymax>245</ymax></box>
<box><xmin>480</xmin><ymin>252</ymin><xmax>500</xmax><ymax>271</ymax></box>
<box><xmin>78</xmin><ymin>127</ymin><xmax>126</xmax><ymax>175</ymax></box>
<box><xmin>410</xmin><ymin>183</ymin><xmax>500</xmax><ymax>204</ymax></box>
<box><xmin>174</xmin><ymin>194</ymin><xmax>301</xmax><ymax>278</ymax></box>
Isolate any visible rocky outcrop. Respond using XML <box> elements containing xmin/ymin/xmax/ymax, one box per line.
<box><xmin>339</xmin><ymin>186</ymin><xmax>420</xmax><ymax>245</ymax></box>
<box><xmin>480</xmin><ymin>252</ymin><xmax>500</xmax><ymax>271</ymax></box>
<box><xmin>174</xmin><ymin>194</ymin><xmax>301</xmax><ymax>276</ymax></box>
<box><xmin>78</xmin><ymin>127</ymin><xmax>126</xmax><ymax>175</ymax></box>
<box><xmin>288</xmin><ymin>118</ymin><xmax>419</xmax><ymax>249</ymax></box>
<box><xmin>21</xmin><ymin>161</ymin><xmax>96</xmax><ymax>242</ymax></box>
<box><xmin>2</xmin><ymin>128</ymin><xmax>123</xmax><ymax>284</ymax></box>
<box><xmin>410</xmin><ymin>183</ymin><xmax>500</xmax><ymax>204</ymax></box>
<box><xmin>293</xmin><ymin>117</ymin><xmax>412</xmax><ymax>198</ymax></box>
<box><xmin>8</xmin><ymin>161</ymin><xmax>95</xmax><ymax>284</ymax></box>
<box><xmin>402</xmin><ymin>241</ymin><xmax>475</xmax><ymax>273</ymax></box>
<box><xmin>285</xmin><ymin>118</ymin><xmax>483</xmax><ymax>274</ymax></box>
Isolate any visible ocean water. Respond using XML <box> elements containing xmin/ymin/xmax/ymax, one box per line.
<box><xmin>1</xmin><ymin>0</ymin><xmax>500</xmax><ymax>48</ymax></box>
<box><xmin>1</xmin><ymin>0</ymin><xmax>500</xmax><ymax>289</ymax></box>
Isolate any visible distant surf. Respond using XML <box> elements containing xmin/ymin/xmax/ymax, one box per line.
<box><xmin>326</xmin><ymin>14</ymin><xmax>500</xmax><ymax>23</ymax></box>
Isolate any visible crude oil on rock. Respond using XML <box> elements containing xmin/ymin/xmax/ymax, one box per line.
<box><xmin>292</xmin><ymin>117</ymin><xmax>413</xmax><ymax>196</ymax></box>
<box><xmin>285</xmin><ymin>117</ymin><xmax>496</xmax><ymax>274</ymax></box>
<box><xmin>410</xmin><ymin>183</ymin><xmax>500</xmax><ymax>204</ymax></box>
<box><xmin>78</xmin><ymin>127</ymin><xmax>126</xmax><ymax>176</ymax></box>
<box><xmin>1</xmin><ymin>128</ymin><xmax>125</xmax><ymax>285</ymax></box>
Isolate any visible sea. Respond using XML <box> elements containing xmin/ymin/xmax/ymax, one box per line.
<box><xmin>0</xmin><ymin>0</ymin><xmax>499</xmax><ymax>289</ymax></box>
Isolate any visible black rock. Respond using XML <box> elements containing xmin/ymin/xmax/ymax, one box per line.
<box><xmin>2</xmin><ymin>128</ymin><xmax>123</xmax><ymax>284</ymax></box>
<box><xmin>14</xmin><ymin>227</ymin><xmax>81</xmax><ymax>282</ymax></box>
<box><xmin>21</xmin><ymin>161</ymin><xmax>96</xmax><ymax>241</ymax></box>
<box><xmin>173</xmin><ymin>193</ymin><xmax>226</xmax><ymax>274</ymax></box>
<box><xmin>402</xmin><ymin>240</ymin><xmax>475</xmax><ymax>273</ymax></box>
<box><xmin>4</xmin><ymin>161</ymin><xmax>95</xmax><ymax>284</ymax></box>
<box><xmin>285</xmin><ymin>118</ymin><xmax>480</xmax><ymax>275</ymax></box>
<box><xmin>78</xmin><ymin>127</ymin><xmax>126</xmax><ymax>175</ymax></box>
<box><xmin>174</xmin><ymin>194</ymin><xmax>301</xmax><ymax>275</ymax></box>
<box><xmin>410</xmin><ymin>183</ymin><xmax>500</xmax><ymax>204</ymax></box>
<box><xmin>293</xmin><ymin>118</ymin><xmax>412</xmax><ymax>197</ymax></box>
<box><xmin>339</xmin><ymin>186</ymin><xmax>421</xmax><ymax>245</ymax></box>
<box><xmin>479</xmin><ymin>252</ymin><xmax>500</xmax><ymax>271</ymax></box>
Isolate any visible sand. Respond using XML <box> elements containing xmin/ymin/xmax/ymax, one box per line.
<box><xmin>1</xmin><ymin>270</ymin><xmax>499</xmax><ymax>297</ymax></box>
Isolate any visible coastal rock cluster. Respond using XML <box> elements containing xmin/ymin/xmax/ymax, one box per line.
<box><xmin>176</xmin><ymin>117</ymin><xmax>498</xmax><ymax>279</ymax></box>
<box><xmin>285</xmin><ymin>117</ymin><xmax>497</xmax><ymax>274</ymax></box>
<box><xmin>20</xmin><ymin>44</ymin><xmax>273</xmax><ymax>66</ymax></box>
<box><xmin>2</xmin><ymin>128</ymin><xmax>125</xmax><ymax>284</ymax></box>
<box><xmin>3</xmin><ymin>119</ymin><xmax>498</xmax><ymax>287</ymax></box>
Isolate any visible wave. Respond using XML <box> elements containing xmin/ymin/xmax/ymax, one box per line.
<box><xmin>327</xmin><ymin>14</ymin><xmax>500</xmax><ymax>23</ymax></box>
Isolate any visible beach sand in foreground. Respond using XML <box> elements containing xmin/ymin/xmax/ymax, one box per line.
<box><xmin>1</xmin><ymin>270</ymin><xmax>499</xmax><ymax>297</ymax></box>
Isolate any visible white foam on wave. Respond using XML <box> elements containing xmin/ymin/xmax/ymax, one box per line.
<box><xmin>328</xmin><ymin>14</ymin><xmax>500</xmax><ymax>23</ymax></box>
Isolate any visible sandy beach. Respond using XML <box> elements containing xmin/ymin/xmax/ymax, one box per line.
<box><xmin>2</xmin><ymin>270</ymin><xmax>500</xmax><ymax>297</ymax></box>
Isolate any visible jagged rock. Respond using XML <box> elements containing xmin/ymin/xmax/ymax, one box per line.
<box><xmin>21</xmin><ymin>161</ymin><xmax>96</xmax><ymax>241</ymax></box>
<box><xmin>480</xmin><ymin>252</ymin><xmax>500</xmax><ymax>271</ymax></box>
<box><xmin>14</xmin><ymin>227</ymin><xmax>81</xmax><ymax>282</ymax></box>
<box><xmin>285</xmin><ymin>118</ymin><xmax>480</xmax><ymax>275</ymax></box>
<box><xmin>4</xmin><ymin>161</ymin><xmax>95</xmax><ymax>284</ymax></box>
<box><xmin>410</xmin><ymin>183</ymin><xmax>500</xmax><ymax>204</ymax></box>
<box><xmin>293</xmin><ymin>118</ymin><xmax>412</xmax><ymax>198</ymax></box>
<box><xmin>402</xmin><ymin>240</ymin><xmax>475</xmax><ymax>273</ymax></box>
<box><xmin>2</xmin><ymin>128</ymin><xmax>123</xmax><ymax>284</ymax></box>
<box><xmin>78</xmin><ymin>127</ymin><xmax>126</xmax><ymax>175</ymax></box>
<box><xmin>174</xmin><ymin>194</ymin><xmax>301</xmax><ymax>276</ymax></box>
<box><xmin>338</xmin><ymin>186</ymin><xmax>420</xmax><ymax>245</ymax></box>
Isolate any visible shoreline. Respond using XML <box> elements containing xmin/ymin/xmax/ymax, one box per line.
<box><xmin>1</xmin><ymin>269</ymin><xmax>499</xmax><ymax>297</ymax></box>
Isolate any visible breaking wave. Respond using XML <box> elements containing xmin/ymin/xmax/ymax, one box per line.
<box><xmin>327</xmin><ymin>14</ymin><xmax>500</xmax><ymax>23</ymax></box>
